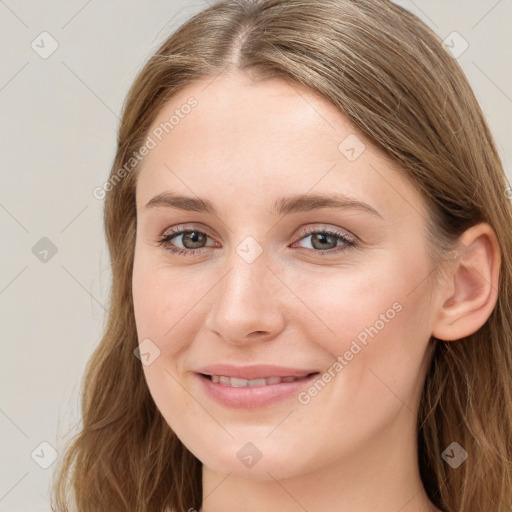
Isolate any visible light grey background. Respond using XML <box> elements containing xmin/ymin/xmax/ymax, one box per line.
<box><xmin>1</xmin><ymin>1</ymin><xmax>510</xmax><ymax>510</ymax></box>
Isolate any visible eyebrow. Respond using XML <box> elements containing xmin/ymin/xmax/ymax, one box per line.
<box><xmin>144</xmin><ymin>191</ymin><xmax>383</xmax><ymax>218</ymax></box>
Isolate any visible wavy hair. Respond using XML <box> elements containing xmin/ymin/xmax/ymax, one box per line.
<box><xmin>51</xmin><ymin>1</ymin><xmax>512</xmax><ymax>511</ymax></box>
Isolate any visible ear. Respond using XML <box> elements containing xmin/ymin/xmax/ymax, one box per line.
<box><xmin>431</xmin><ymin>223</ymin><xmax>501</xmax><ymax>341</ymax></box>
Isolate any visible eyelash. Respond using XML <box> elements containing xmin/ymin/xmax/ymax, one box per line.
<box><xmin>156</xmin><ymin>225</ymin><xmax>358</xmax><ymax>257</ymax></box>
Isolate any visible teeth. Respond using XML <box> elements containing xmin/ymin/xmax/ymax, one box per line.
<box><xmin>208</xmin><ymin>374</ymin><xmax>311</xmax><ymax>387</ymax></box>
<box><xmin>229</xmin><ymin>377</ymin><xmax>250</xmax><ymax>387</ymax></box>
<box><xmin>248</xmin><ymin>378</ymin><xmax>267</xmax><ymax>387</ymax></box>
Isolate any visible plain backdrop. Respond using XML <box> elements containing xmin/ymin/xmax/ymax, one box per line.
<box><xmin>1</xmin><ymin>1</ymin><xmax>511</xmax><ymax>510</ymax></box>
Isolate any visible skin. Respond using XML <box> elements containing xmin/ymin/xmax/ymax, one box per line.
<box><xmin>131</xmin><ymin>71</ymin><xmax>500</xmax><ymax>512</ymax></box>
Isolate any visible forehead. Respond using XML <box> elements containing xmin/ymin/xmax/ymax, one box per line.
<box><xmin>135</xmin><ymin>72</ymin><xmax>426</xmax><ymax>223</ymax></box>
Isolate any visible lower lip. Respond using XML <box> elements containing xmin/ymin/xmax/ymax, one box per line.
<box><xmin>196</xmin><ymin>373</ymin><xmax>319</xmax><ymax>409</ymax></box>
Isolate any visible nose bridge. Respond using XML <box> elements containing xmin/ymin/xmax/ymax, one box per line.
<box><xmin>218</xmin><ymin>227</ymin><xmax>274</xmax><ymax>300</ymax></box>
<box><xmin>220</xmin><ymin>244</ymin><xmax>274</xmax><ymax>312</ymax></box>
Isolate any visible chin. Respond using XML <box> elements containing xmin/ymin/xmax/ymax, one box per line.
<box><xmin>198</xmin><ymin>441</ymin><xmax>320</xmax><ymax>482</ymax></box>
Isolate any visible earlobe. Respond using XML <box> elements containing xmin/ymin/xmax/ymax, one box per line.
<box><xmin>431</xmin><ymin>223</ymin><xmax>501</xmax><ymax>341</ymax></box>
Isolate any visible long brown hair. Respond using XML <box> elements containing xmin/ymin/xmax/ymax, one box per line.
<box><xmin>51</xmin><ymin>1</ymin><xmax>512</xmax><ymax>511</ymax></box>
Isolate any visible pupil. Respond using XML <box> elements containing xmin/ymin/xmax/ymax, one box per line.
<box><xmin>184</xmin><ymin>231</ymin><xmax>205</xmax><ymax>248</ymax></box>
<box><xmin>312</xmin><ymin>233</ymin><xmax>335</xmax><ymax>250</ymax></box>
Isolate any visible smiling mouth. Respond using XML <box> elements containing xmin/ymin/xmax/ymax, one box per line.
<box><xmin>200</xmin><ymin>372</ymin><xmax>320</xmax><ymax>388</ymax></box>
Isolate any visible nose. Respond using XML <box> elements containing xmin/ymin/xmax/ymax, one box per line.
<box><xmin>204</xmin><ymin>253</ymin><xmax>287</xmax><ymax>345</ymax></box>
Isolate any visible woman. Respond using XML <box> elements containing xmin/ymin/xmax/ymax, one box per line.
<box><xmin>52</xmin><ymin>1</ymin><xmax>512</xmax><ymax>511</ymax></box>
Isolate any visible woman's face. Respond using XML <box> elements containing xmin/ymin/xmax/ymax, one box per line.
<box><xmin>132</xmin><ymin>72</ymin><xmax>440</xmax><ymax>480</ymax></box>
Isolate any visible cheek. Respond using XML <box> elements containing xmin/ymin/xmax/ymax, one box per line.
<box><xmin>132</xmin><ymin>260</ymin><xmax>203</xmax><ymax>425</ymax></box>
<box><xmin>291</xmin><ymin>248</ymin><xmax>432</xmax><ymax>409</ymax></box>
<box><xmin>132</xmin><ymin>256</ymin><xmax>198</xmax><ymax>350</ymax></box>
<box><xmin>290</xmin><ymin>247</ymin><xmax>429</xmax><ymax>349</ymax></box>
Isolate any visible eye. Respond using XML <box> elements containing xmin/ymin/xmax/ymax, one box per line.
<box><xmin>157</xmin><ymin>226</ymin><xmax>217</xmax><ymax>256</ymax></box>
<box><xmin>291</xmin><ymin>226</ymin><xmax>358</xmax><ymax>255</ymax></box>
<box><xmin>156</xmin><ymin>225</ymin><xmax>358</xmax><ymax>256</ymax></box>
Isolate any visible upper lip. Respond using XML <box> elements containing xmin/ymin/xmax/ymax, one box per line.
<box><xmin>196</xmin><ymin>364</ymin><xmax>319</xmax><ymax>380</ymax></box>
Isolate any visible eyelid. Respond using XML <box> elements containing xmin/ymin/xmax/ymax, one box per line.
<box><xmin>161</xmin><ymin>222</ymin><xmax>217</xmax><ymax>239</ymax></box>
<box><xmin>160</xmin><ymin>223</ymin><xmax>356</xmax><ymax>243</ymax></box>
<box><xmin>295</xmin><ymin>223</ymin><xmax>356</xmax><ymax>240</ymax></box>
